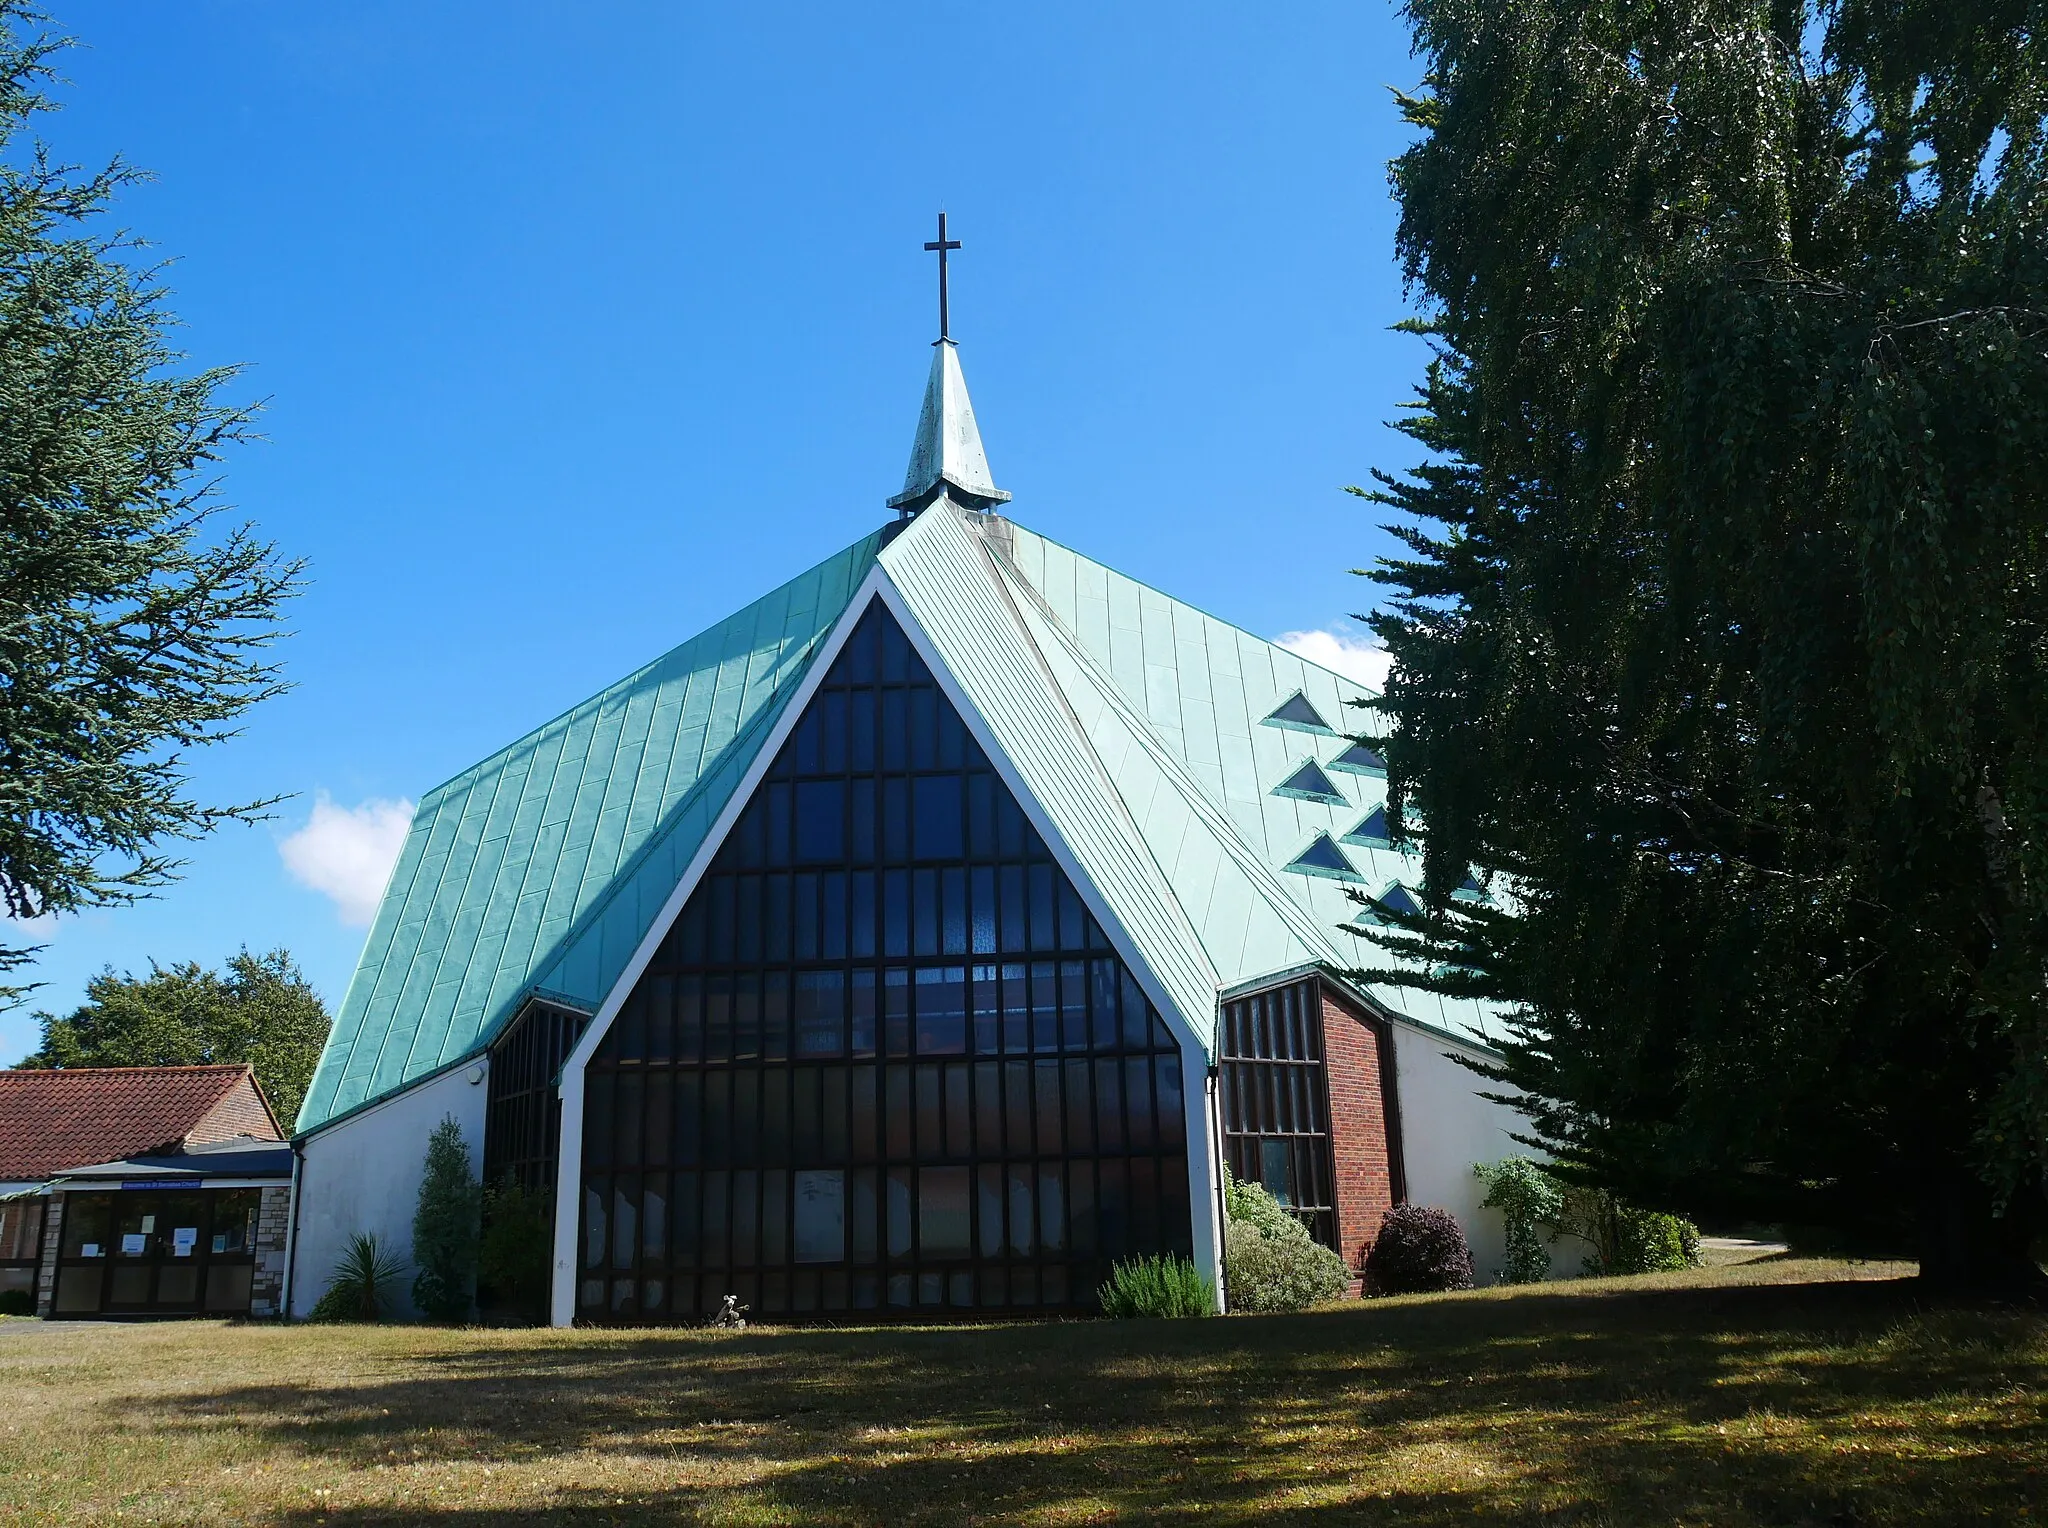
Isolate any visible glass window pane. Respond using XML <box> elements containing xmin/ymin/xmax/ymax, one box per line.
<box><xmin>796</xmin><ymin>781</ymin><xmax>844</xmax><ymax>862</ymax></box>
<box><xmin>796</xmin><ymin>970</ymin><xmax>845</xmax><ymax>1057</ymax></box>
<box><xmin>916</xmin><ymin>966</ymin><xmax>967</xmax><ymax>1055</ymax></box>
<box><xmin>919</xmin><ymin>1167</ymin><xmax>970</xmax><ymax>1256</ymax></box>
<box><xmin>886</xmin><ymin>1169</ymin><xmax>913</xmax><ymax>1258</ymax></box>
<box><xmin>913</xmin><ymin>775</ymin><xmax>963</xmax><ymax>860</ymax></box>
<box><xmin>795</xmin><ymin>1170</ymin><xmax>845</xmax><ymax>1264</ymax></box>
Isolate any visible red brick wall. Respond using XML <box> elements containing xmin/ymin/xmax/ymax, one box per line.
<box><xmin>187</xmin><ymin>1073</ymin><xmax>282</xmax><ymax>1146</ymax></box>
<box><xmin>1322</xmin><ymin>987</ymin><xmax>1397</xmax><ymax>1276</ymax></box>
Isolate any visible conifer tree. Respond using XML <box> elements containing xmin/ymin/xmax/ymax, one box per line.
<box><xmin>0</xmin><ymin>4</ymin><xmax>300</xmax><ymax>1001</ymax></box>
<box><xmin>1362</xmin><ymin>0</ymin><xmax>2047</xmax><ymax>1284</ymax></box>
<box><xmin>412</xmin><ymin>1117</ymin><xmax>481</xmax><ymax>1322</ymax></box>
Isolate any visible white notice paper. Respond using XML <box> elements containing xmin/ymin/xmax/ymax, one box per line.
<box><xmin>173</xmin><ymin>1227</ymin><xmax>197</xmax><ymax>1256</ymax></box>
<box><xmin>80</xmin><ymin>1243</ymin><xmax>99</xmax><ymax>1258</ymax></box>
<box><xmin>120</xmin><ymin>1233</ymin><xmax>146</xmax><ymax>1255</ymax></box>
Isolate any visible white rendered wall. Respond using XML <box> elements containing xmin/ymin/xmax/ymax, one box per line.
<box><xmin>1390</xmin><ymin>1025</ymin><xmax>1536</xmax><ymax>1285</ymax></box>
<box><xmin>290</xmin><ymin>1060</ymin><xmax>489</xmax><ymax>1319</ymax></box>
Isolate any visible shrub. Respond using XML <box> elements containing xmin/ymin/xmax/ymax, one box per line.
<box><xmin>412</xmin><ymin>1115</ymin><xmax>481</xmax><ymax>1322</ymax></box>
<box><xmin>1222</xmin><ymin>1170</ymin><xmax>1351</xmax><ymax>1312</ymax></box>
<box><xmin>0</xmin><ymin>1287</ymin><xmax>34</xmax><ymax>1316</ymax></box>
<box><xmin>1364</xmin><ymin>1204</ymin><xmax>1475</xmax><ymax>1296</ymax></box>
<box><xmin>1098</xmin><ymin>1255</ymin><xmax>1215</xmax><ymax>1318</ymax></box>
<box><xmin>1554</xmin><ymin>1187</ymin><xmax>1705</xmax><ymax>1276</ymax></box>
<box><xmin>1474</xmin><ymin>1157</ymin><xmax>1564</xmax><ymax>1284</ymax></box>
<box><xmin>477</xmin><ymin>1173</ymin><xmax>552</xmax><ymax>1323</ymax></box>
<box><xmin>308</xmin><ymin>1232</ymin><xmax>407</xmax><ymax>1321</ymax></box>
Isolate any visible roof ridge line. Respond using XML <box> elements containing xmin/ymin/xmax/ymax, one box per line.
<box><xmin>980</xmin><ymin>525</ymin><xmax>1349</xmax><ymax>968</ymax></box>
<box><xmin>952</xmin><ymin>510</ymin><xmax>1222</xmax><ymax>992</ymax></box>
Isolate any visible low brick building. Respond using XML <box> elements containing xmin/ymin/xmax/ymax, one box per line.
<box><xmin>0</xmin><ymin>1066</ymin><xmax>293</xmax><ymax>1319</ymax></box>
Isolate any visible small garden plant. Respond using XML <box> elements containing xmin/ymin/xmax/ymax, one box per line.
<box><xmin>1222</xmin><ymin>1169</ymin><xmax>1350</xmax><ymax>1312</ymax></box>
<box><xmin>1097</xmin><ymin>1255</ymin><xmax>1214</xmax><ymax>1318</ymax></box>
<box><xmin>1364</xmin><ymin>1204</ymin><xmax>1475</xmax><ymax>1296</ymax></box>
<box><xmin>308</xmin><ymin>1232</ymin><xmax>407</xmax><ymax>1321</ymax></box>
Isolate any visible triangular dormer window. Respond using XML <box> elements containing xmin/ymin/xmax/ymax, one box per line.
<box><xmin>1270</xmin><ymin>759</ymin><xmax>1348</xmax><ymax>805</ymax></box>
<box><xmin>1283</xmin><ymin>832</ymin><xmax>1364</xmax><ymax>882</ymax></box>
<box><xmin>1342</xmin><ymin>806</ymin><xmax>1395</xmax><ymax>848</ymax></box>
<box><xmin>1261</xmin><ymin>692</ymin><xmax>1334</xmax><ymax>734</ymax></box>
<box><xmin>1371</xmin><ymin>881</ymin><xmax>1426</xmax><ymax>923</ymax></box>
<box><xmin>1328</xmin><ymin>741</ymin><xmax>1387</xmax><ymax>777</ymax></box>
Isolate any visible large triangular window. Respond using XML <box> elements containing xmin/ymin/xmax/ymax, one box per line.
<box><xmin>1282</xmin><ymin>832</ymin><xmax>1363</xmax><ymax>883</ymax></box>
<box><xmin>577</xmin><ymin>600</ymin><xmax>1193</xmax><ymax>1325</ymax></box>
<box><xmin>1270</xmin><ymin>759</ymin><xmax>1348</xmax><ymax>805</ymax></box>
<box><xmin>1261</xmin><ymin>692</ymin><xmax>1334</xmax><ymax>735</ymax></box>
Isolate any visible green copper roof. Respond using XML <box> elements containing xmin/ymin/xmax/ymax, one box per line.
<box><xmin>296</xmin><ymin>532</ymin><xmax>883</xmax><ymax>1133</ymax></box>
<box><xmin>304</xmin><ymin>488</ymin><xmax>1501</xmax><ymax>1133</ymax></box>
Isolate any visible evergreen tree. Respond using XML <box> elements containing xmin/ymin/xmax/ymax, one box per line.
<box><xmin>0</xmin><ymin>4</ymin><xmax>300</xmax><ymax>1002</ymax></box>
<box><xmin>21</xmin><ymin>948</ymin><xmax>330</xmax><ymax>1127</ymax></box>
<box><xmin>1362</xmin><ymin>0</ymin><xmax>2047</xmax><ymax>1284</ymax></box>
<box><xmin>412</xmin><ymin>1116</ymin><xmax>481</xmax><ymax>1322</ymax></box>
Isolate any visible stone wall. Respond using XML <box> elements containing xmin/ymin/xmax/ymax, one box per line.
<box><xmin>250</xmin><ymin>1183</ymin><xmax>292</xmax><ymax>1318</ymax></box>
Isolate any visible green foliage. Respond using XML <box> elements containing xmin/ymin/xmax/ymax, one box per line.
<box><xmin>1474</xmin><ymin>1158</ymin><xmax>1563</xmax><ymax>1284</ymax></box>
<box><xmin>1357</xmin><ymin>0</ymin><xmax>2048</xmax><ymax>1284</ymax></box>
<box><xmin>20</xmin><ymin>948</ymin><xmax>330</xmax><ymax>1127</ymax></box>
<box><xmin>0</xmin><ymin>5</ymin><xmax>301</xmax><ymax>1005</ymax></box>
<box><xmin>0</xmin><ymin>1287</ymin><xmax>33</xmax><ymax>1316</ymax></box>
<box><xmin>411</xmin><ymin>1116</ymin><xmax>480</xmax><ymax>1323</ymax></box>
<box><xmin>1222</xmin><ymin>1169</ymin><xmax>1352</xmax><ymax>1312</ymax></box>
<box><xmin>1097</xmin><ymin>1255</ymin><xmax>1216</xmax><ymax>1318</ymax></box>
<box><xmin>1554</xmin><ymin>1188</ymin><xmax>1704</xmax><ymax>1277</ymax></box>
<box><xmin>477</xmin><ymin>1174</ymin><xmax>552</xmax><ymax>1324</ymax></box>
<box><xmin>1364</xmin><ymin>1204</ymin><xmax>1476</xmax><ymax>1297</ymax></box>
<box><xmin>308</xmin><ymin>1233</ymin><xmax>406</xmax><ymax>1323</ymax></box>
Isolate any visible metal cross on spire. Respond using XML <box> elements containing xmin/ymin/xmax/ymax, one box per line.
<box><xmin>923</xmin><ymin>211</ymin><xmax>962</xmax><ymax>342</ymax></box>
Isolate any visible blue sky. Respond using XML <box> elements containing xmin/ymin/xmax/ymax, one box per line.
<box><xmin>5</xmin><ymin>0</ymin><xmax>1430</xmax><ymax>1062</ymax></box>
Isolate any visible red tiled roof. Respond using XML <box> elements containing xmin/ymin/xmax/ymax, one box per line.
<box><xmin>0</xmin><ymin>1066</ymin><xmax>282</xmax><ymax>1180</ymax></box>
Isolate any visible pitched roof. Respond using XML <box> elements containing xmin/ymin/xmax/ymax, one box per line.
<box><xmin>297</xmin><ymin>532</ymin><xmax>883</xmax><ymax>1133</ymax></box>
<box><xmin>0</xmin><ymin>1066</ymin><xmax>280</xmax><ymax>1181</ymax></box>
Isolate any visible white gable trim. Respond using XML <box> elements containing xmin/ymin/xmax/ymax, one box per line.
<box><xmin>549</xmin><ymin>564</ymin><xmax>889</xmax><ymax>1325</ymax></box>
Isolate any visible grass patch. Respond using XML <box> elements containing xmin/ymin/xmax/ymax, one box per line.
<box><xmin>0</xmin><ymin>1257</ymin><xmax>2042</xmax><ymax>1524</ymax></box>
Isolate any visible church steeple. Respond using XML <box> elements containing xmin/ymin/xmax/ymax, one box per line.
<box><xmin>888</xmin><ymin>213</ymin><xmax>1010</xmax><ymax>517</ymax></box>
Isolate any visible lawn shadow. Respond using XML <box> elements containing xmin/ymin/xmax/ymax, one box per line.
<box><xmin>109</xmin><ymin>1273</ymin><xmax>2048</xmax><ymax>1526</ymax></box>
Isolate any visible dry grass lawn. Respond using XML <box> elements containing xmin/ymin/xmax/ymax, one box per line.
<box><xmin>1</xmin><ymin>1255</ymin><xmax>2043</xmax><ymax>1525</ymax></box>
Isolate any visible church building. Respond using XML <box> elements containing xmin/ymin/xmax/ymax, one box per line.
<box><xmin>288</xmin><ymin>269</ymin><xmax>1525</xmax><ymax>1323</ymax></box>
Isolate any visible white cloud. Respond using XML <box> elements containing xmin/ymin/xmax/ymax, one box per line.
<box><xmin>280</xmin><ymin>794</ymin><xmax>415</xmax><ymax>927</ymax></box>
<box><xmin>1274</xmin><ymin>627</ymin><xmax>1393</xmax><ymax>693</ymax></box>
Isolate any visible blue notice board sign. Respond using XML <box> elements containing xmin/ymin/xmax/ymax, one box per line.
<box><xmin>118</xmin><ymin>1179</ymin><xmax>193</xmax><ymax>1191</ymax></box>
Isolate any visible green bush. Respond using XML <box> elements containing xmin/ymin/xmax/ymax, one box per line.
<box><xmin>1098</xmin><ymin>1254</ymin><xmax>1215</xmax><ymax>1318</ymax></box>
<box><xmin>308</xmin><ymin>1232</ymin><xmax>407</xmax><ymax>1322</ymax></box>
<box><xmin>478</xmin><ymin>1174</ymin><xmax>552</xmax><ymax>1323</ymax></box>
<box><xmin>412</xmin><ymin>1115</ymin><xmax>481</xmax><ymax>1322</ymax></box>
<box><xmin>0</xmin><ymin>1288</ymin><xmax>34</xmax><ymax>1316</ymax></box>
<box><xmin>1555</xmin><ymin>1186</ymin><xmax>1705</xmax><ymax>1276</ymax></box>
<box><xmin>1474</xmin><ymin>1157</ymin><xmax>1564</xmax><ymax>1284</ymax></box>
<box><xmin>1364</xmin><ymin>1204</ymin><xmax>1476</xmax><ymax>1296</ymax></box>
<box><xmin>1222</xmin><ymin>1170</ymin><xmax>1351</xmax><ymax>1312</ymax></box>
